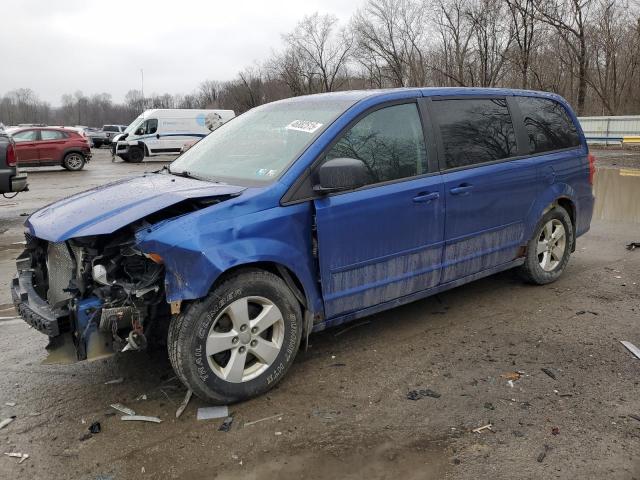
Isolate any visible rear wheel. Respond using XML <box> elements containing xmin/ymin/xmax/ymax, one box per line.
<box><xmin>62</xmin><ymin>152</ymin><xmax>85</xmax><ymax>171</ymax></box>
<box><xmin>168</xmin><ymin>269</ymin><xmax>303</xmax><ymax>404</ymax></box>
<box><xmin>518</xmin><ymin>206</ymin><xmax>573</xmax><ymax>285</ymax></box>
<box><xmin>128</xmin><ymin>146</ymin><xmax>144</xmax><ymax>163</ymax></box>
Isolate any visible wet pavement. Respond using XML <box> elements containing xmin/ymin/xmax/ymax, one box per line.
<box><xmin>0</xmin><ymin>148</ymin><xmax>638</xmax><ymax>479</ymax></box>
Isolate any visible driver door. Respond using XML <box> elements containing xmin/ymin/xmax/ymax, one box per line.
<box><xmin>313</xmin><ymin>101</ymin><xmax>445</xmax><ymax>319</ymax></box>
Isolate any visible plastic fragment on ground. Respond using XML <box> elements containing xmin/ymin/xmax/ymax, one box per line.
<box><xmin>121</xmin><ymin>415</ymin><xmax>162</xmax><ymax>423</ymax></box>
<box><xmin>621</xmin><ymin>341</ymin><xmax>640</xmax><ymax>359</ymax></box>
<box><xmin>110</xmin><ymin>404</ymin><xmax>136</xmax><ymax>416</ymax></box>
<box><xmin>197</xmin><ymin>406</ymin><xmax>229</xmax><ymax>420</ymax></box>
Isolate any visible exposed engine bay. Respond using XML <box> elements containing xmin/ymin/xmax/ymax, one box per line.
<box><xmin>14</xmin><ymin>227</ymin><xmax>170</xmax><ymax>363</ymax></box>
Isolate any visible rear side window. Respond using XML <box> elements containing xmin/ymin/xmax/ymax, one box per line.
<box><xmin>40</xmin><ymin>130</ymin><xmax>66</xmax><ymax>140</ymax></box>
<box><xmin>103</xmin><ymin>125</ymin><xmax>117</xmax><ymax>132</ymax></box>
<box><xmin>516</xmin><ymin>97</ymin><xmax>580</xmax><ymax>153</ymax></box>
<box><xmin>325</xmin><ymin>103</ymin><xmax>427</xmax><ymax>186</ymax></box>
<box><xmin>432</xmin><ymin>98</ymin><xmax>517</xmax><ymax>169</ymax></box>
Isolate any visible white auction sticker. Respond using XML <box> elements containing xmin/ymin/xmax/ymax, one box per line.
<box><xmin>285</xmin><ymin>120</ymin><xmax>323</xmax><ymax>133</ymax></box>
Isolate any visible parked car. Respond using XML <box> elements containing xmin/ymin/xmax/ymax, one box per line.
<box><xmin>100</xmin><ymin>125</ymin><xmax>126</xmax><ymax>146</ymax></box>
<box><xmin>112</xmin><ymin>109</ymin><xmax>234</xmax><ymax>162</ymax></box>
<box><xmin>0</xmin><ymin>128</ymin><xmax>27</xmax><ymax>194</ymax></box>
<box><xmin>82</xmin><ymin>127</ymin><xmax>108</xmax><ymax>148</ymax></box>
<box><xmin>12</xmin><ymin>88</ymin><xmax>594</xmax><ymax>405</ymax></box>
<box><xmin>7</xmin><ymin>127</ymin><xmax>92</xmax><ymax>170</ymax></box>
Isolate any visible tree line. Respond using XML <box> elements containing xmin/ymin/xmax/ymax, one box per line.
<box><xmin>1</xmin><ymin>0</ymin><xmax>639</xmax><ymax>128</ymax></box>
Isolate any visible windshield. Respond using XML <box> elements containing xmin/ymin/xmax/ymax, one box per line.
<box><xmin>169</xmin><ymin>98</ymin><xmax>355</xmax><ymax>184</ymax></box>
<box><xmin>124</xmin><ymin>115</ymin><xmax>144</xmax><ymax>134</ymax></box>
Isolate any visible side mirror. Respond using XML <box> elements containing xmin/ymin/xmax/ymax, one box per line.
<box><xmin>135</xmin><ymin>127</ymin><xmax>144</xmax><ymax>136</ymax></box>
<box><xmin>315</xmin><ymin>158</ymin><xmax>368</xmax><ymax>193</ymax></box>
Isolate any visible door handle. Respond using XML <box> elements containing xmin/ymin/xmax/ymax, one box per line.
<box><xmin>450</xmin><ymin>184</ymin><xmax>474</xmax><ymax>196</ymax></box>
<box><xmin>413</xmin><ymin>192</ymin><xmax>440</xmax><ymax>203</ymax></box>
<box><xmin>156</xmin><ymin>134</ymin><xmax>160</xmax><ymax>139</ymax></box>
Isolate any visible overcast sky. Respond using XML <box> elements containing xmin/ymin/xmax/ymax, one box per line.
<box><xmin>1</xmin><ymin>0</ymin><xmax>361</xmax><ymax>105</ymax></box>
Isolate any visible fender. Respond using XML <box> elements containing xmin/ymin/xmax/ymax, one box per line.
<box><xmin>524</xmin><ymin>181</ymin><xmax>577</xmax><ymax>242</ymax></box>
<box><xmin>135</xmin><ymin>201</ymin><xmax>324</xmax><ymax>317</ymax></box>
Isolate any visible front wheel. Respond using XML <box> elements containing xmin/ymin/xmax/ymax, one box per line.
<box><xmin>128</xmin><ymin>146</ymin><xmax>144</xmax><ymax>163</ymax></box>
<box><xmin>62</xmin><ymin>152</ymin><xmax>86</xmax><ymax>171</ymax></box>
<box><xmin>168</xmin><ymin>269</ymin><xmax>303</xmax><ymax>404</ymax></box>
<box><xmin>518</xmin><ymin>206</ymin><xmax>574</xmax><ymax>285</ymax></box>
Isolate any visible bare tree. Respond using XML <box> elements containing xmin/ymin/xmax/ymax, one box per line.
<box><xmin>280</xmin><ymin>13</ymin><xmax>353</xmax><ymax>93</ymax></box>
<box><xmin>352</xmin><ymin>0</ymin><xmax>430</xmax><ymax>87</ymax></box>
<box><xmin>506</xmin><ymin>0</ymin><xmax>541</xmax><ymax>88</ymax></box>
<box><xmin>534</xmin><ymin>0</ymin><xmax>593</xmax><ymax>114</ymax></box>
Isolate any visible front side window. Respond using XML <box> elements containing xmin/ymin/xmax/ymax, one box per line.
<box><xmin>325</xmin><ymin>103</ymin><xmax>427</xmax><ymax>186</ymax></box>
<box><xmin>12</xmin><ymin>130</ymin><xmax>39</xmax><ymax>142</ymax></box>
<box><xmin>40</xmin><ymin>130</ymin><xmax>65</xmax><ymax>140</ymax></box>
<box><xmin>170</xmin><ymin>98</ymin><xmax>356</xmax><ymax>184</ymax></box>
<box><xmin>516</xmin><ymin>97</ymin><xmax>580</xmax><ymax>153</ymax></box>
<box><xmin>144</xmin><ymin>119</ymin><xmax>158</xmax><ymax>135</ymax></box>
<box><xmin>432</xmin><ymin>98</ymin><xmax>517</xmax><ymax>169</ymax></box>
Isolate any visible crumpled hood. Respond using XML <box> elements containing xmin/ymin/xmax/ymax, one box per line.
<box><xmin>26</xmin><ymin>173</ymin><xmax>245</xmax><ymax>242</ymax></box>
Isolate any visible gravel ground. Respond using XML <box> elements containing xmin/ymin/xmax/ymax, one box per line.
<box><xmin>0</xmin><ymin>149</ymin><xmax>638</xmax><ymax>480</ymax></box>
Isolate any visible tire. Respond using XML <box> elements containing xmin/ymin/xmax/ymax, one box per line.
<box><xmin>168</xmin><ymin>269</ymin><xmax>303</xmax><ymax>404</ymax></box>
<box><xmin>62</xmin><ymin>152</ymin><xmax>86</xmax><ymax>171</ymax></box>
<box><xmin>93</xmin><ymin>140</ymin><xmax>102</xmax><ymax>148</ymax></box>
<box><xmin>117</xmin><ymin>154</ymin><xmax>129</xmax><ymax>162</ymax></box>
<box><xmin>518</xmin><ymin>206</ymin><xmax>574</xmax><ymax>285</ymax></box>
<box><xmin>128</xmin><ymin>146</ymin><xmax>144</xmax><ymax>163</ymax></box>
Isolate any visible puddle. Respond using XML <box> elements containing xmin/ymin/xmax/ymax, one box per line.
<box><xmin>593</xmin><ymin>167</ymin><xmax>640</xmax><ymax>223</ymax></box>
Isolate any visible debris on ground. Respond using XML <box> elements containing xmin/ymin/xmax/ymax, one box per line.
<box><xmin>407</xmin><ymin>388</ymin><xmax>441</xmax><ymax>400</ymax></box>
<box><xmin>484</xmin><ymin>402</ymin><xmax>495</xmax><ymax>410</ymax></box>
<box><xmin>89</xmin><ymin>422</ymin><xmax>101</xmax><ymax>434</ymax></box>
<box><xmin>104</xmin><ymin>377</ymin><xmax>124</xmax><ymax>385</ymax></box>
<box><xmin>626</xmin><ymin>242</ymin><xmax>640</xmax><ymax>250</ymax></box>
<box><xmin>628</xmin><ymin>414</ymin><xmax>640</xmax><ymax>423</ymax></box>
<box><xmin>121</xmin><ymin>415</ymin><xmax>162</xmax><ymax>423</ymax></box>
<box><xmin>135</xmin><ymin>394</ymin><xmax>147</xmax><ymax>401</ymax></box>
<box><xmin>472</xmin><ymin>423</ymin><xmax>493</xmax><ymax>433</ymax></box>
<box><xmin>4</xmin><ymin>402</ymin><xmax>16</xmax><ymax>407</ymax></box>
<box><xmin>334</xmin><ymin>320</ymin><xmax>371</xmax><ymax>337</ymax></box>
<box><xmin>0</xmin><ymin>416</ymin><xmax>16</xmax><ymax>430</ymax></box>
<box><xmin>175</xmin><ymin>390</ymin><xmax>192</xmax><ymax>419</ymax></box>
<box><xmin>197</xmin><ymin>406</ymin><xmax>229</xmax><ymax>420</ymax></box>
<box><xmin>576</xmin><ymin>310</ymin><xmax>598</xmax><ymax>316</ymax></box>
<box><xmin>274</xmin><ymin>431</ymin><xmax>282</xmax><ymax>436</ymax></box>
<box><xmin>244</xmin><ymin>413</ymin><xmax>283</xmax><ymax>427</ymax></box>
<box><xmin>330</xmin><ymin>363</ymin><xmax>346</xmax><ymax>367</ymax></box>
<box><xmin>551</xmin><ymin>426</ymin><xmax>560</xmax><ymax>435</ymax></box>
<box><xmin>218</xmin><ymin>416</ymin><xmax>233</xmax><ymax>432</ymax></box>
<box><xmin>541</xmin><ymin>368</ymin><xmax>557</xmax><ymax>380</ymax></box>
<box><xmin>537</xmin><ymin>444</ymin><xmax>551</xmax><ymax>462</ymax></box>
<box><xmin>110</xmin><ymin>404</ymin><xmax>136</xmax><ymax>416</ymax></box>
<box><xmin>620</xmin><ymin>340</ymin><xmax>640</xmax><ymax>359</ymax></box>
<box><xmin>501</xmin><ymin>371</ymin><xmax>522</xmax><ymax>381</ymax></box>
<box><xmin>4</xmin><ymin>452</ymin><xmax>29</xmax><ymax>464</ymax></box>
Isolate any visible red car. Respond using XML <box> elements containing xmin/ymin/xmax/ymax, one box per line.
<box><xmin>7</xmin><ymin>127</ymin><xmax>92</xmax><ymax>171</ymax></box>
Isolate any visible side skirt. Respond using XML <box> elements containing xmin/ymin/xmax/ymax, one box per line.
<box><xmin>312</xmin><ymin>257</ymin><xmax>525</xmax><ymax>332</ymax></box>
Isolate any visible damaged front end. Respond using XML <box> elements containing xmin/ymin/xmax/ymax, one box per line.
<box><xmin>12</xmin><ymin>229</ymin><xmax>168</xmax><ymax>363</ymax></box>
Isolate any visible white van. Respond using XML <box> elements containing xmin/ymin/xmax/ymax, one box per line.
<box><xmin>112</xmin><ymin>109</ymin><xmax>235</xmax><ymax>162</ymax></box>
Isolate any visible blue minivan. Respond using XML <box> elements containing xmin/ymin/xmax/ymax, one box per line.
<box><xmin>12</xmin><ymin>88</ymin><xmax>594</xmax><ymax>403</ymax></box>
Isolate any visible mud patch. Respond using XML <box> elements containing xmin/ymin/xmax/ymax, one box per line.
<box><xmin>187</xmin><ymin>436</ymin><xmax>449</xmax><ymax>480</ymax></box>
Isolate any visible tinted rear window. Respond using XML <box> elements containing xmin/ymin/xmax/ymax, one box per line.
<box><xmin>432</xmin><ymin>98</ymin><xmax>517</xmax><ymax>169</ymax></box>
<box><xmin>515</xmin><ymin>97</ymin><xmax>580</xmax><ymax>153</ymax></box>
<box><xmin>103</xmin><ymin>125</ymin><xmax>118</xmax><ymax>132</ymax></box>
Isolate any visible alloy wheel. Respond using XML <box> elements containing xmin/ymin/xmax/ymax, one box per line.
<box><xmin>206</xmin><ymin>296</ymin><xmax>285</xmax><ymax>383</ymax></box>
<box><xmin>537</xmin><ymin>219</ymin><xmax>566</xmax><ymax>272</ymax></box>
